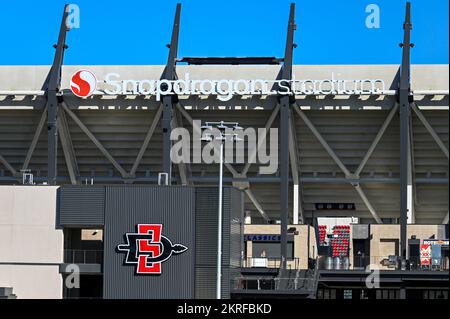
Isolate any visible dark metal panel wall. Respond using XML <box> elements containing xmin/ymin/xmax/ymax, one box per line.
<box><xmin>58</xmin><ymin>186</ymin><xmax>105</xmax><ymax>226</ymax></box>
<box><xmin>225</xmin><ymin>188</ymin><xmax>244</xmax><ymax>296</ymax></box>
<box><xmin>229</xmin><ymin>188</ymin><xmax>244</xmax><ymax>269</ymax></box>
<box><xmin>103</xmin><ymin>186</ymin><xmax>196</xmax><ymax>299</ymax></box>
<box><xmin>194</xmin><ymin>187</ymin><xmax>220</xmax><ymax>299</ymax></box>
<box><xmin>194</xmin><ymin>187</ymin><xmax>244</xmax><ymax>299</ymax></box>
<box><xmin>58</xmin><ymin>185</ymin><xmax>243</xmax><ymax>299</ymax></box>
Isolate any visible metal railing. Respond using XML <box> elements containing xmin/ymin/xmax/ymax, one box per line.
<box><xmin>318</xmin><ymin>255</ymin><xmax>450</xmax><ymax>271</ymax></box>
<box><xmin>64</xmin><ymin>249</ymin><xmax>103</xmax><ymax>264</ymax></box>
<box><xmin>242</xmin><ymin>257</ymin><xmax>301</xmax><ymax>270</ymax></box>
<box><xmin>235</xmin><ymin>257</ymin><xmax>319</xmax><ymax>295</ymax></box>
<box><xmin>231</xmin><ymin>276</ymin><xmax>316</xmax><ymax>291</ymax></box>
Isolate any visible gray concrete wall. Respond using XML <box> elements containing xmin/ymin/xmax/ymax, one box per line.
<box><xmin>0</xmin><ymin>186</ymin><xmax>63</xmax><ymax>299</ymax></box>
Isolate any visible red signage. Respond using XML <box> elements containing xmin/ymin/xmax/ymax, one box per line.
<box><xmin>420</xmin><ymin>244</ymin><xmax>431</xmax><ymax>266</ymax></box>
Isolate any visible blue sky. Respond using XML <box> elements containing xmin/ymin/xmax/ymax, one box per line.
<box><xmin>0</xmin><ymin>0</ymin><xmax>448</xmax><ymax>65</ymax></box>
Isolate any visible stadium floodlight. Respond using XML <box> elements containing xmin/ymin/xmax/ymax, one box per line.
<box><xmin>217</xmin><ymin>121</ymin><xmax>228</xmax><ymax>130</ymax></box>
<box><xmin>200</xmin><ymin>134</ymin><xmax>213</xmax><ymax>142</ymax></box>
<box><xmin>200</xmin><ymin>124</ymin><xmax>213</xmax><ymax>130</ymax></box>
<box><xmin>232</xmin><ymin>123</ymin><xmax>244</xmax><ymax>130</ymax></box>
<box><xmin>200</xmin><ymin>120</ymin><xmax>241</xmax><ymax>300</ymax></box>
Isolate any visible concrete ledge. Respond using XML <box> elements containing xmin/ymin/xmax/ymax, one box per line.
<box><xmin>59</xmin><ymin>263</ymin><xmax>102</xmax><ymax>274</ymax></box>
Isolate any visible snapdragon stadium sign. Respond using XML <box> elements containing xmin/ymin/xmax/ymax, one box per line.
<box><xmin>70</xmin><ymin>69</ymin><xmax>386</xmax><ymax>100</ymax></box>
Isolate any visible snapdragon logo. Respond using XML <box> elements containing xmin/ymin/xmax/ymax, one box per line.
<box><xmin>69</xmin><ymin>70</ymin><xmax>386</xmax><ymax>100</ymax></box>
<box><xmin>70</xmin><ymin>69</ymin><xmax>97</xmax><ymax>97</ymax></box>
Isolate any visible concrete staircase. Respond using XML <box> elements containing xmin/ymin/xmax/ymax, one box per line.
<box><xmin>274</xmin><ymin>259</ymin><xmax>320</xmax><ymax>298</ymax></box>
<box><xmin>0</xmin><ymin>287</ymin><xmax>17</xmax><ymax>299</ymax></box>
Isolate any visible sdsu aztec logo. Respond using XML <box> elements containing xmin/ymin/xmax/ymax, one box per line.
<box><xmin>116</xmin><ymin>224</ymin><xmax>188</xmax><ymax>275</ymax></box>
<box><xmin>70</xmin><ymin>69</ymin><xmax>97</xmax><ymax>98</ymax></box>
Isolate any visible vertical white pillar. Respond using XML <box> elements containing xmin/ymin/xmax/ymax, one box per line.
<box><xmin>216</xmin><ymin>142</ymin><xmax>223</xmax><ymax>299</ymax></box>
<box><xmin>407</xmin><ymin>134</ymin><xmax>415</xmax><ymax>224</ymax></box>
<box><xmin>293</xmin><ymin>184</ymin><xmax>299</xmax><ymax>224</ymax></box>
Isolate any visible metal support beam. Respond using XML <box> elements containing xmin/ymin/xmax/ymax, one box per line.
<box><xmin>1</xmin><ymin>175</ymin><xmax>447</xmax><ymax>185</ymax></box>
<box><xmin>160</xmin><ymin>3</ymin><xmax>181</xmax><ymax>185</ymax></box>
<box><xmin>443</xmin><ymin>212</ymin><xmax>449</xmax><ymax>225</ymax></box>
<box><xmin>355</xmin><ymin>103</ymin><xmax>399</xmax><ymax>176</ymax></box>
<box><xmin>289</xmin><ymin>111</ymin><xmax>304</xmax><ymax>224</ymax></box>
<box><xmin>241</xmin><ymin>104</ymin><xmax>280</xmax><ymax>176</ymax></box>
<box><xmin>408</xmin><ymin>114</ymin><xmax>415</xmax><ymax>223</ymax></box>
<box><xmin>173</xmin><ymin>107</ymin><xmax>191</xmax><ymax>185</ymax></box>
<box><xmin>244</xmin><ymin>189</ymin><xmax>270</xmax><ymax>222</ymax></box>
<box><xmin>293</xmin><ymin>105</ymin><xmax>351</xmax><ymax>176</ymax></box>
<box><xmin>58</xmin><ymin>108</ymin><xmax>79</xmax><ymax>184</ymax></box>
<box><xmin>61</xmin><ymin>102</ymin><xmax>128</xmax><ymax>178</ymax></box>
<box><xmin>176</xmin><ymin>103</ymin><xmax>240</xmax><ymax>177</ymax></box>
<box><xmin>399</xmin><ymin>2</ymin><xmax>413</xmax><ymax>264</ymax></box>
<box><xmin>215</xmin><ymin>103</ymin><xmax>282</xmax><ymax>222</ymax></box>
<box><xmin>22</xmin><ymin>107</ymin><xmax>47</xmax><ymax>171</ymax></box>
<box><xmin>0</xmin><ymin>155</ymin><xmax>17</xmax><ymax>177</ymax></box>
<box><xmin>293</xmin><ymin>104</ymin><xmax>383</xmax><ymax>224</ymax></box>
<box><xmin>161</xmin><ymin>95</ymin><xmax>174</xmax><ymax>184</ymax></box>
<box><xmin>354</xmin><ymin>184</ymin><xmax>383</xmax><ymax>224</ymax></box>
<box><xmin>177</xmin><ymin>97</ymin><xmax>270</xmax><ymax>220</ymax></box>
<box><xmin>46</xmin><ymin>5</ymin><xmax>70</xmax><ymax>185</ymax></box>
<box><xmin>130</xmin><ymin>105</ymin><xmax>163</xmax><ymax>176</ymax></box>
<box><xmin>279</xmin><ymin>3</ymin><xmax>296</xmax><ymax>269</ymax></box>
<box><xmin>411</xmin><ymin>103</ymin><xmax>449</xmax><ymax>159</ymax></box>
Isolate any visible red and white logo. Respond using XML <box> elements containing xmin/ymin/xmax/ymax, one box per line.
<box><xmin>70</xmin><ymin>69</ymin><xmax>97</xmax><ymax>98</ymax></box>
<box><xmin>117</xmin><ymin>224</ymin><xmax>188</xmax><ymax>275</ymax></box>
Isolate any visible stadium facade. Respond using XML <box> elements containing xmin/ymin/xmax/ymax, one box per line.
<box><xmin>0</xmin><ymin>3</ymin><xmax>448</xmax><ymax>299</ymax></box>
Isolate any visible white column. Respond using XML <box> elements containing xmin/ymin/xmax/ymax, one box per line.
<box><xmin>216</xmin><ymin>142</ymin><xmax>223</xmax><ymax>299</ymax></box>
<box><xmin>293</xmin><ymin>184</ymin><xmax>299</xmax><ymax>224</ymax></box>
<box><xmin>407</xmin><ymin>133</ymin><xmax>415</xmax><ymax>224</ymax></box>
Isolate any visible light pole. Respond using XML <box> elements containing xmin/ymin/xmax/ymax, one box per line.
<box><xmin>201</xmin><ymin>120</ymin><xmax>242</xmax><ymax>299</ymax></box>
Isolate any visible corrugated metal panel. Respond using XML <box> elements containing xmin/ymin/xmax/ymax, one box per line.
<box><xmin>57</xmin><ymin>185</ymin><xmax>243</xmax><ymax>299</ymax></box>
<box><xmin>227</xmin><ymin>188</ymin><xmax>244</xmax><ymax>298</ymax></box>
<box><xmin>194</xmin><ymin>187</ymin><xmax>222</xmax><ymax>299</ymax></box>
<box><xmin>295</xmin><ymin>110</ymin><xmax>401</xmax><ymax>177</ymax></box>
<box><xmin>412</xmin><ymin>110</ymin><xmax>449</xmax><ymax>175</ymax></box>
<box><xmin>414</xmin><ymin>185</ymin><xmax>449</xmax><ymax>224</ymax></box>
<box><xmin>195</xmin><ymin>188</ymin><xmax>220</xmax><ymax>268</ymax></box>
<box><xmin>66</xmin><ymin>110</ymin><xmax>163</xmax><ymax>176</ymax></box>
<box><xmin>229</xmin><ymin>188</ymin><xmax>244</xmax><ymax>268</ymax></box>
<box><xmin>194</xmin><ymin>266</ymin><xmax>216</xmax><ymax>299</ymax></box>
<box><xmin>0</xmin><ymin>109</ymin><xmax>68</xmax><ymax>177</ymax></box>
<box><xmin>194</xmin><ymin>187</ymin><xmax>244</xmax><ymax>299</ymax></box>
<box><xmin>58</xmin><ymin>186</ymin><xmax>105</xmax><ymax>226</ymax></box>
<box><xmin>103</xmin><ymin>186</ymin><xmax>196</xmax><ymax>299</ymax></box>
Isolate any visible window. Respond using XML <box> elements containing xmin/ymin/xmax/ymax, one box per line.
<box><xmin>252</xmin><ymin>242</ymin><xmax>294</xmax><ymax>260</ymax></box>
<box><xmin>376</xmin><ymin>289</ymin><xmax>400</xmax><ymax>299</ymax></box>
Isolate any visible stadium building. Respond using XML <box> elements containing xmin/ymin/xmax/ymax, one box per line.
<box><xmin>0</xmin><ymin>3</ymin><xmax>448</xmax><ymax>299</ymax></box>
